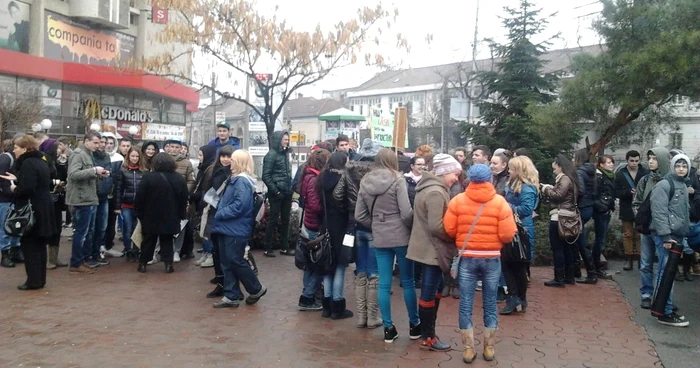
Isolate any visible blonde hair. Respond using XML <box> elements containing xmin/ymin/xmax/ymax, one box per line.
<box><xmin>230</xmin><ymin>150</ymin><xmax>256</xmax><ymax>178</ymax></box>
<box><xmin>508</xmin><ymin>156</ymin><xmax>540</xmax><ymax>194</ymax></box>
<box><xmin>375</xmin><ymin>148</ymin><xmax>398</xmax><ymax>171</ymax></box>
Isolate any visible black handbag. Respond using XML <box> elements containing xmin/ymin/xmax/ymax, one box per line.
<box><xmin>501</xmin><ymin>214</ymin><xmax>531</xmax><ymax>263</ymax></box>
<box><xmin>307</xmin><ymin>188</ymin><xmax>335</xmax><ymax>274</ymax></box>
<box><xmin>4</xmin><ymin>200</ymin><xmax>35</xmax><ymax>237</ymax></box>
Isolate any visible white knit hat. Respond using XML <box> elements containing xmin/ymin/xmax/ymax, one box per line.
<box><xmin>433</xmin><ymin>154</ymin><xmax>463</xmax><ymax>176</ymax></box>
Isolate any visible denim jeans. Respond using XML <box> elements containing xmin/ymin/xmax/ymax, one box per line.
<box><xmin>121</xmin><ymin>207</ymin><xmax>136</xmax><ymax>251</ymax></box>
<box><xmin>550</xmin><ymin>221</ymin><xmax>574</xmax><ymax>270</ymax></box>
<box><xmin>202</xmin><ymin>238</ymin><xmax>214</xmax><ymax>253</ymax></box>
<box><xmin>375</xmin><ymin>246</ymin><xmax>419</xmax><ymax>328</ymax></box>
<box><xmin>91</xmin><ymin>199</ymin><xmax>109</xmax><ymax>259</ymax></box>
<box><xmin>71</xmin><ymin>205</ymin><xmax>96</xmax><ymax>268</ymax></box>
<box><xmin>355</xmin><ymin>229</ymin><xmax>378</xmax><ymax>278</ymax></box>
<box><xmin>323</xmin><ymin>264</ymin><xmax>347</xmax><ymax>301</ymax></box>
<box><xmin>575</xmin><ymin>206</ymin><xmax>594</xmax><ymax>267</ymax></box>
<box><xmin>652</xmin><ymin>236</ymin><xmax>675</xmax><ymax>315</ymax></box>
<box><xmin>301</xmin><ymin>226</ymin><xmax>322</xmax><ymax>299</ymax></box>
<box><xmin>639</xmin><ymin>234</ymin><xmax>656</xmax><ymax>300</ymax></box>
<box><xmin>458</xmin><ymin>257</ymin><xmax>501</xmax><ymax>330</ymax></box>
<box><xmin>218</xmin><ymin>235</ymin><xmax>263</xmax><ymax>301</ymax></box>
<box><xmin>420</xmin><ymin>265</ymin><xmax>444</xmax><ymax>302</ymax></box>
<box><xmin>0</xmin><ymin>202</ymin><xmax>20</xmax><ymax>251</ymax></box>
<box><xmin>593</xmin><ymin>212</ymin><xmax>611</xmax><ymax>265</ymax></box>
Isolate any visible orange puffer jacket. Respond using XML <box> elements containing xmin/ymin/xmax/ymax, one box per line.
<box><xmin>444</xmin><ymin>181</ymin><xmax>517</xmax><ymax>258</ymax></box>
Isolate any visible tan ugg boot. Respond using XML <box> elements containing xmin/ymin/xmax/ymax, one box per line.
<box><xmin>483</xmin><ymin>328</ymin><xmax>497</xmax><ymax>361</ymax></box>
<box><xmin>355</xmin><ymin>273</ymin><xmax>368</xmax><ymax>327</ymax></box>
<box><xmin>460</xmin><ymin>328</ymin><xmax>477</xmax><ymax>363</ymax></box>
<box><xmin>366</xmin><ymin>276</ymin><xmax>383</xmax><ymax>328</ymax></box>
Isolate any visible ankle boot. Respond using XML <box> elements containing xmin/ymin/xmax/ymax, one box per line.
<box><xmin>499</xmin><ymin>295</ymin><xmax>522</xmax><ymax>315</ymax></box>
<box><xmin>460</xmin><ymin>328</ymin><xmax>477</xmax><ymax>363</ymax></box>
<box><xmin>366</xmin><ymin>276</ymin><xmax>382</xmax><ymax>328</ymax></box>
<box><xmin>544</xmin><ymin>268</ymin><xmax>565</xmax><ymax>288</ymax></box>
<box><xmin>419</xmin><ymin>304</ymin><xmax>451</xmax><ymax>351</ymax></box>
<box><xmin>207</xmin><ymin>283</ymin><xmax>224</xmax><ymax>298</ymax></box>
<box><xmin>1</xmin><ymin>250</ymin><xmax>14</xmax><ymax>268</ymax></box>
<box><xmin>483</xmin><ymin>328</ymin><xmax>497</xmax><ymax>361</ymax></box>
<box><xmin>137</xmin><ymin>263</ymin><xmax>147</xmax><ymax>273</ymax></box>
<box><xmin>623</xmin><ymin>256</ymin><xmax>633</xmax><ymax>271</ymax></box>
<box><xmin>355</xmin><ymin>273</ymin><xmax>368</xmax><ymax>327</ymax></box>
<box><xmin>683</xmin><ymin>255</ymin><xmax>693</xmax><ymax>282</ymax></box>
<box><xmin>321</xmin><ymin>297</ymin><xmax>332</xmax><ymax>318</ymax></box>
<box><xmin>564</xmin><ymin>266</ymin><xmax>577</xmax><ymax>285</ymax></box>
<box><xmin>164</xmin><ymin>261</ymin><xmax>174</xmax><ymax>273</ymax></box>
<box><xmin>330</xmin><ymin>298</ymin><xmax>353</xmax><ymax>320</ymax></box>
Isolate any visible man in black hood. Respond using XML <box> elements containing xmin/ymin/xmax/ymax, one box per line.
<box><xmin>262</xmin><ymin>131</ymin><xmax>294</xmax><ymax>257</ymax></box>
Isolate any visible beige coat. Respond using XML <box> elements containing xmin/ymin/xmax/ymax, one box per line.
<box><xmin>407</xmin><ymin>172</ymin><xmax>456</xmax><ymax>273</ymax></box>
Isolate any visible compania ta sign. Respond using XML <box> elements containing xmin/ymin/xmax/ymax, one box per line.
<box><xmin>81</xmin><ymin>99</ymin><xmax>153</xmax><ymax>123</ymax></box>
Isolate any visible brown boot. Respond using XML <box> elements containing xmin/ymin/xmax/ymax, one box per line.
<box><xmin>460</xmin><ymin>328</ymin><xmax>477</xmax><ymax>363</ymax></box>
<box><xmin>355</xmin><ymin>273</ymin><xmax>368</xmax><ymax>328</ymax></box>
<box><xmin>483</xmin><ymin>328</ymin><xmax>497</xmax><ymax>361</ymax></box>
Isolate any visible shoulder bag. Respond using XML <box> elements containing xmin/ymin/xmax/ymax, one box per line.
<box><xmin>450</xmin><ymin>203</ymin><xmax>486</xmax><ymax>279</ymax></box>
<box><xmin>307</xmin><ymin>186</ymin><xmax>334</xmax><ymax>274</ymax></box>
<box><xmin>501</xmin><ymin>213</ymin><xmax>531</xmax><ymax>263</ymax></box>
<box><xmin>557</xmin><ymin>190</ymin><xmax>582</xmax><ymax>244</ymax></box>
<box><xmin>199</xmin><ymin>177</ymin><xmax>230</xmax><ymax>239</ymax></box>
<box><xmin>4</xmin><ymin>200</ymin><xmax>35</xmax><ymax>237</ymax></box>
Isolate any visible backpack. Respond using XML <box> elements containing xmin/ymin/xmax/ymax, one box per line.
<box><xmin>634</xmin><ymin>177</ymin><xmax>675</xmax><ymax>235</ymax></box>
<box><xmin>2</xmin><ymin>152</ymin><xmax>14</xmax><ymax>169</ymax></box>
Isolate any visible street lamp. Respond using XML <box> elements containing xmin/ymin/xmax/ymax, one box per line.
<box><xmin>40</xmin><ymin>119</ymin><xmax>52</xmax><ymax>133</ymax></box>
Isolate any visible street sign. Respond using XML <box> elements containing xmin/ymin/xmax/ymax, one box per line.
<box><xmin>152</xmin><ymin>7</ymin><xmax>168</xmax><ymax>24</ymax></box>
<box><xmin>254</xmin><ymin>74</ymin><xmax>273</xmax><ymax>83</ymax></box>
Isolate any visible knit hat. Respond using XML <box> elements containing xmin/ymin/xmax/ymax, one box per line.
<box><xmin>358</xmin><ymin>138</ymin><xmax>382</xmax><ymax>157</ymax></box>
<box><xmin>671</xmin><ymin>153</ymin><xmax>692</xmax><ymax>177</ymax></box>
<box><xmin>468</xmin><ymin>164</ymin><xmax>492</xmax><ymax>183</ymax></box>
<box><xmin>432</xmin><ymin>154</ymin><xmax>462</xmax><ymax>176</ymax></box>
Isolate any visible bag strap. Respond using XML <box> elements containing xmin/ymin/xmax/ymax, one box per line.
<box><xmin>457</xmin><ymin>203</ymin><xmax>486</xmax><ymax>256</ymax></box>
<box><xmin>370</xmin><ymin>196</ymin><xmax>378</xmax><ymax>215</ymax></box>
<box><xmin>215</xmin><ymin>177</ymin><xmax>230</xmax><ymax>195</ymax></box>
<box><xmin>320</xmin><ymin>181</ymin><xmax>329</xmax><ymax>231</ymax></box>
<box><xmin>623</xmin><ymin>171</ymin><xmax>636</xmax><ymax>189</ymax></box>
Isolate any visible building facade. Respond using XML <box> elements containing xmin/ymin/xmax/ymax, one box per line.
<box><xmin>0</xmin><ymin>0</ymin><xmax>197</xmax><ymax>142</ymax></box>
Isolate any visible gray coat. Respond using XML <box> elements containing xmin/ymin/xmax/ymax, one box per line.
<box><xmin>65</xmin><ymin>144</ymin><xmax>99</xmax><ymax>206</ymax></box>
<box><xmin>355</xmin><ymin>168</ymin><xmax>413</xmax><ymax>248</ymax></box>
<box><xmin>650</xmin><ymin>155</ymin><xmax>691</xmax><ymax>243</ymax></box>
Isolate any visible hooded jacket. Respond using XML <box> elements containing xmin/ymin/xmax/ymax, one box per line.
<box><xmin>614</xmin><ymin>164</ymin><xmax>648</xmax><ymax>221</ymax></box>
<box><xmin>262</xmin><ymin>130</ymin><xmax>292</xmax><ymax>197</ymax></box>
<box><xmin>407</xmin><ymin>172</ymin><xmax>456</xmax><ymax>272</ymax></box>
<box><xmin>66</xmin><ymin>144</ymin><xmax>99</xmax><ymax>207</ymax></box>
<box><xmin>544</xmin><ymin>173</ymin><xmax>578</xmax><ymax>220</ymax></box>
<box><xmin>332</xmin><ymin>158</ymin><xmax>374</xmax><ymax>231</ymax></box>
<box><xmin>300</xmin><ymin>167</ymin><xmax>322</xmax><ymax>231</ymax></box>
<box><xmin>576</xmin><ymin>162</ymin><xmax>597</xmax><ymax>209</ymax></box>
<box><xmin>173</xmin><ymin>154</ymin><xmax>196</xmax><ymax>192</ymax></box>
<box><xmin>212</xmin><ymin>173</ymin><xmax>256</xmax><ymax>238</ymax></box>
<box><xmin>355</xmin><ymin>167</ymin><xmax>413</xmax><ymax>247</ymax></box>
<box><xmin>444</xmin><ymin>181</ymin><xmax>516</xmax><ymax>258</ymax></box>
<box><xmin>633</xmin><ymin>147</ymin><xmax>671</xmax><ymax>215</ymax></box>
<box><xmin>650</xmin><ymin>154</ymin><xmax>691</xmax><ymax>243</ymax></box>
<box><xmin>505</xmin><ymin>183</ymin><xmax>537</xmax><ymax>250</ymax></box>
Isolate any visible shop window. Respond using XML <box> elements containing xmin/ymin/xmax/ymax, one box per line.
<box><xmin>0</xmin><ymin>75</ymin><xmax>16</xmax><ymax>94</ymax></box>
<box><xmin>135</xmin><ymin>97</ymin><xmax>156</xmax><ymax>110</ymax></box>
<box><xmin>130</xmin><ymin>13</ymin><xmax>139</xmax><ymax>25</ymax></box>
<box><xmin>166</xmin><ymin>101</ymin><xmax>184</xmax><ymax>114</ymax></box>
<box><xmin>167</xmin><ymin>113</ymin><xmax>185</xmax><ymax>124</ymax></box>
<box><xmin>41</xmin><ymin>98</ymin><xmax>62</xmax><ymax>116</ymax></box>
<box><xmin>17</xmin><ymin>78</ymin><xmax>41</xmax><ymax>96</ymax></box>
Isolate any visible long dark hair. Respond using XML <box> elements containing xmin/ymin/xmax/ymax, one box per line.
<box><xmin>573</xmin><ymin>148</ymin><xmax>590</xmax><ymax>168</ymax></box>
<box><xmin>319</xmin><ymin>151</ymin><xmax>347</xmax><ymax>192</ymax></box>
<box><xmin>554</xmin><ymin>154</ymin><xmax>578</xmax><ymax>198</ymax></box>
<box><xmin>213</xmin><ymin>145</ymin><xmax>234</xmax><ymax>172</ymax></box>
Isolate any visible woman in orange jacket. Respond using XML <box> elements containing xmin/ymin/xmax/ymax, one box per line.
<box><xmin>443</xmin><ymin>164</ymin><xmax>517</xmax><ymax>364</ymax></box>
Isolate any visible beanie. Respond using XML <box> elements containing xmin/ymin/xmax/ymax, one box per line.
<box><xmin>468</xmin><ymin>164</ymin><xmax>492</xmax><ymax>183</ymax></box>
<box><xmin>671</xmin><ymin>153</ymin><xmax>692</xmax><ymax>177</ymax></box>
<box><xmin>433</xmin><ymin>154</ymin><xmax>462</xmax><ymax>176</ymax></box>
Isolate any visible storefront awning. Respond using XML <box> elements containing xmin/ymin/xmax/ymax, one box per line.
<box><xmin>0</xmin><ymin>49</ymin><xmax>200</xmax><ymax>111</ymax></box>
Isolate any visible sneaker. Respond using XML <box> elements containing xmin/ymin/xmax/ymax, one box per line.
<box><xmin>384</xmin><ymin>325</ymin><xmax>398</xmax><ymax>343</ymax></box>
<box><xmin>213</xmin><ymin>297</ymin><xmax>240</xmax><ymax>308</ymax></box>
<box><xmin>96</xmin><ymin>257</ymin><xmax>110</xmax><ymax>266</ymax></box>
<box><xmin>194</xmin><ymin>253</ymin><xmax>207</xmax><ymax>266</ymax></box>
<box><xmin>670</xmin><ymin>312</ymin><xmax>686</xmax><ymax>321</ymax></box>
<box><xmin>181</xmin><ymin>252</ymin><xmax>195</xmax><ymax>260</ymax></box>
<box><xmin>173</xmin><ymin>252</ymin><xmax>181</xmax><ymax>263</ymax></box>
<box><xmin>657</xmin><ymin>314</ymin><xmax>689</xmax><ymax>327</ymax></box>
<box><xmin>106</xmin><ymin>248</ymin><xmax>124</xmax><ymax>258</ymax></box>
<box><xmin>200</xmin><ymin>254</ymin><xmax>214</xmax><ymax>268</ymax></box>
<box><xmin>640</xmin><ymin>298</ymin><xmax>652</xmax><ymax>310</ymax></box>
<box><xmin>85</xmin><ymin>260</ymin><xmax>100</xmax><ymax>268</ymax></box>
<box><xmin>99</xmin><ymin>246</ymin><xmax>107</xmax><ymax>258</ymax></box>
<box><xmin>409</xmin><ymin>322</ymin><xmax>421</xmax><ymax>340</ymax></box>
<box><xmin>147</xmin><ymin>257</ymin><xmax>158</xmax><ymax>265</ymax></box>
<box><xmin>476</xmin><ymin>280</ymin><xmax>483</xmax><ymax>291</ymax></box>
<box><xmin>245</xmin><ymin>285</ymin><xmax>267</xmax><ymax>305</ymax></box>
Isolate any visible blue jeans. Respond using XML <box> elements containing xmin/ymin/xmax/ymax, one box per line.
<box><xmin>420</xmin><ymin>265</ymin><xmax>444</xmax><ymax>302</ymax></box>
<box><xmin>71</xmin><ymin>205</ymin><xmax>96</xmax><ymax>268</ymax></box>
<box><xmin>375</xmin><ymin>246</ymin><xmax>419</xmax><ymax>328</ymax></box>
<box><xmin>218</xmin><ymin>235</ymin><xmax>262</xmax><ymax>301</ymax></box>
<box><xmin>550</xmin><ymin>221</ymin><xmax>574</xmax><ymax>270</ymax></box>
<box><xmin>593</xmin><ymin>212</ymin><xmax>611</xmax><ymax>264</ymax></box>
<box><xmin>639</xmin><ymin>234</ymin><xmax>656</xmax><ymax>300</ymax></box>
<box><xmin>202</xmin><ymin>238</ymin><xmax>214</xmax><ymax>253</ymax></box>
<box><xmin>121</xmin><ymin>207</ymin><xmax>136</xmax><ymax>251</ymax></box>
<box><xmin>301</xmin><ymin>226</ymin><xmax>322</xmax><ymax>299</ymax></box>
<box><xmin>91</xmin><ymin>199</ymin><xmax>109</xmax><ymax>259</ymax></box>
<box><xmin>458</xmin><ymin>257</ymin><xmax>501</xmax><ymax>330</ymax></box>
<box><xmin>576</xmin><ymin>206</ymin><xmax>594</xmax><ymax>265</ymax></box>
<box><xmin>323</xmin><ymin>264</ymin><xmax>347</xmax><ymax>301</ymax></box>
<box><xmin>355</xmin><ymin>229</ymin><xmax>378</xmax><ymax>278</ymax></box>
<box><xmin>652</xmin><ymin>236</ymin><xmax>675</xmax><ymax>315</ymax></box>
<box><xmin>0</xmin><ymin>202</ymin><xmax>20</xmax><ymax>251</ymax></box>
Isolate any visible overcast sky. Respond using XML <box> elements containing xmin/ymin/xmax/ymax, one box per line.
<box><xmin>201</xmin><ymin>0</ymin><xmax>604</xmax><ymax>99</ymax></box>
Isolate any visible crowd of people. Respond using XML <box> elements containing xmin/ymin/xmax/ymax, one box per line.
<box><xmin>1</xmin><ymin>123</ymin><xmax>697</xmax><ymax>363</ymax></box>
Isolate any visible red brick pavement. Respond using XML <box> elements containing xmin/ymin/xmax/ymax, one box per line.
<box><xmin>0</xmin><ymin>246</ymin><xmax>662</xmax><ymax>368</ymax></box>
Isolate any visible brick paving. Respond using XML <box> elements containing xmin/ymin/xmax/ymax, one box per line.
<box><xmin>0</xmin><ymin>242</ymin><xmax>662</xmax><ymax>368</ymax></box>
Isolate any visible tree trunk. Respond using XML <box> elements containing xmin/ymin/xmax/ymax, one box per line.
<box><xmin>587</xmin><ymin>111</ymin><xmax>636</xmax><ymax>156</ymax></box>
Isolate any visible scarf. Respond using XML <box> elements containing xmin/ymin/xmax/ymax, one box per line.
<box><xmin>599</xmin><ymin>167</ymin><xmax>615</xmax><ymax>180</ymax></box>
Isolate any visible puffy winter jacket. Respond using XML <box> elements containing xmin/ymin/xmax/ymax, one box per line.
<box><xmin>332</xmin><ymin>158</ymin><xmax>374</xmax><ymax>231</ymax></box>
<box><xmin>300</xmin><ymin>167</ymin><xmax>322</xmax><ymax>231</ymax></box>
<box><xmin>594</xmin><ymin>169</ymin><xmax>616</xmax><ymax>214</ymax></box>
<box><xmin>650</xmin><ymin>154</ymin><xmax>692</xmax><ymax>243</ymax></box>
<box><xmin>174</xmin><ymin>154</ymin><xmax>196</xmax><ymax>192</ymax></box>
<box><xmin>114</xmin><ymin>164</ymin><xmax>144</xmax><ymax>208</ymax></box>
<box><xmin>262</xmin><ymin>130</ymin><xmax>292</xmax><ymax>197</ymax></box>
<box><xmin>444</xmin><ymin>181</ymin><xmax>516</xmax><ymax>258</ymax></box>
<box><xmin>93</xmin><ymin>150</ymin><xmax>113</xmax><ymax>201</ymax></box>
<box><xmin>576</xmin><ymin>162</ymin><xmax>596</xmax><ymax>209</ymax></box>
<box><xmin>212</xmin><ymin>173</ymin><xmax>256</xmax><ymax>238</ymax></box>
<box><xmin>505</xmin><ymin>183</ymin><xmax>537</xmax><ymax>250</ymax></box>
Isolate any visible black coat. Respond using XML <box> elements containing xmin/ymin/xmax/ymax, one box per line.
<box><xmin>114</xmin><ymin>165</ymin><xmax>144</xmax><ymax>208</ymax></box>
<box><xmin>594</xmin><ymin>171</ymin><xmax>616</xmax><ymax>215</ymax></box>
<box><xmin>321</xmin><ymin>170</ymin><xmax>351</xmax><ymax>267</ymax></box>
<box><xmin>0</xmin><ymin>152</ymin><xmax>14</xmax><ymax>203</ymax></box>
<box><xmin>614</xmin><ymin>166</ymin><xmax>648</xmax><ymax>221</ymax></box>
<box><xmin>135</xmin><ymin>170</ymin><xmax>189</xmax><ymax>235</ymax></box>
<box><xmin>576</xmin><ymin>163</ymin><xmax>597</xmax><ymax>210</ymax></box>
<box><xmin>14</xmin><ymin>150</ymin><xmax>57</xmax><ymax>238</ymax></box>
<box><xmin>404</xmin><ymin>175</ymin><xmax>418</xmax><ymax>207</ymax></box>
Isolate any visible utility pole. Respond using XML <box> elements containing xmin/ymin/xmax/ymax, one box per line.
<box><xmin>211</xmin><ymin>72</ymin><xmax>217</xmax><ymax>138</ymax></box>
<box><xmin>466</xmin><ymin>0</ymin><xmax>480</xmax><ymax>150</ymax></box>
<box><xmin>243</xmin><ymin>76</ymin><xmax>250</xmax><ymax>149</ymax></box>
<box><xmin>440</xmin><ymin>81</ymin><xmax>448</xmax><ymax>153</ymax></box>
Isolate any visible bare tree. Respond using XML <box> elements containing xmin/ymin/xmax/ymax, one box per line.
<box><xmin>0</xmin><ymin>93</ymin><xmax>41</xmax><ymax>139</ymax></box>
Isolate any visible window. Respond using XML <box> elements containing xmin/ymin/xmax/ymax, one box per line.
<box><xmin>669</xmin><ymin>133</ymin><xmax>683</xmax><ymax>150</ymax></box>
<box><xmin>130</xmin><ymin>14</ymin><xmax>139</xmax><ymax>25</ymax></box>
<box><xmin>673</xmin><ymin>95</ymin><xmax>685</xmax><ymax>106</ymax></box>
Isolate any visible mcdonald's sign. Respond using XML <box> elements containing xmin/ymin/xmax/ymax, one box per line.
<box><xmin>79</xmin><ymin>99</ymin><xmax>154</xmax><ymax>123</ymax></box>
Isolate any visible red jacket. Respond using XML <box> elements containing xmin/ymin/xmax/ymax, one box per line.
<box><xmin>301</xmin><ymin>167</ymin><xmax>322</xmax><ymax>231</ymax></box>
